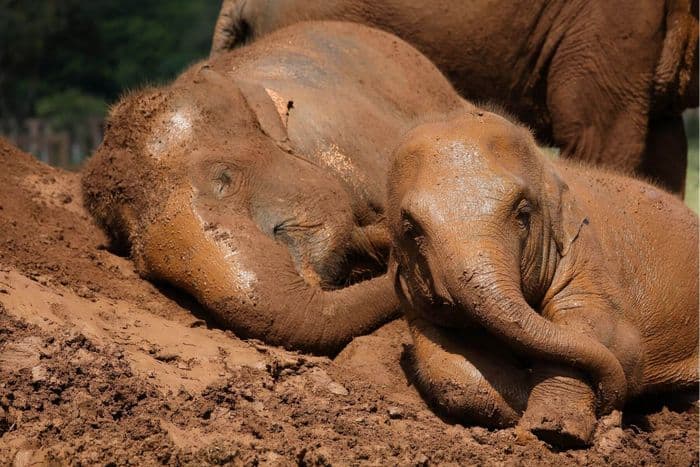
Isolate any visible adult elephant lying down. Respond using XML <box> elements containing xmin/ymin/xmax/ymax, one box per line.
<box><xmin>82</xmin><ymin>21</ymin><xmax>466</xmax><ymax>355</ymax></box>
<box><xmin>212</xmin><ymin>0</ymin><xmax>699</xmax><ymax>195</ymax></box>
<box><xmin>387</xmin><ymin>110</ymin><xmax>699</xmax><ymax>446</ymax></box>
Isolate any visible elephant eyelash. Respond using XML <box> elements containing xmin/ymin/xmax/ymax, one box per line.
<box><xmin>213</xmin><ymin>170</ymin><xmax>233</xmax><ymax>196</ymax></box>
<box><xmin>515</xmin><ymin>199</ymin><xmax>532</xmax><ymax>230</ymax></box>
<box><xmin>516</xmin><ymin>210</ymin><xmax>531</xmax><ymax>230</ymax></box>
<box><xmin>401</xmin><ymin>219</ymin><xmax>413</xmax><ymax>236</ymax></box>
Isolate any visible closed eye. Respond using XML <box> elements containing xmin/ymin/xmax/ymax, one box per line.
<box><xmin>515</xmin><ymin>199</ymin><xmax>532</xmax><ymax>230</ymax></box>
<box><xmin>217</xmin><ymin>171</ymin><xmax>231</xmax><ymax>193</ymax></box>
<box><xmin>212</xmin><ymin>167</ymin><xmax>237</xmax><ymax>198</ymax></box>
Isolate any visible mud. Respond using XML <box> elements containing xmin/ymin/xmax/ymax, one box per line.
<box><xmin>0</xmin><ymin>137</ymin><xmax>697</xmax><ymax>465</ymax></box>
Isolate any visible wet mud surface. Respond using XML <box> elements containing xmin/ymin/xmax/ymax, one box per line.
<box><xmin>0</xmin><ymin>138</ymin><xmax>697</xmax><ymax>465</ymax></box>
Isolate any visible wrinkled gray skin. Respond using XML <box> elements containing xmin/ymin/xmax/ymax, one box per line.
<box><xmin>212</xmin><ymin>0</ymin><xmax>699</xmax><ymax>195</ymax></box>
<box><xmin>82</xmin><ymin>22</ymin><xmax>467</xmax><ymax>355</ymax></box>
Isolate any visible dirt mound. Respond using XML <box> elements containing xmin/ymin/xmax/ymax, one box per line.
<box><xmin>0</xmin><ymin>138</ymin><xmax>697</xmax><ymax>465</ymax></box>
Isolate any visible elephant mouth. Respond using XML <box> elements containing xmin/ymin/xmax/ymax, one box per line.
<box><xmin>322</xmin><ymin>223</ymin><xmax>390</xmax><ymax>289</ymax></box>
<box><xmin>274</xmin><ymin>230</ymin><xmax>388</xmax><ymax>291</ymax></box>
<box><xmin>397</xmin><ymin>265</ymin><xmax>475</xmax><ymax>331</ymax></box>
<box><xmin>420</xmin><ymin>300</ymin><xmax>480</xmax><ymax>332</ymax></box>
<box><xmin>319</xmin><ymin>239</ymin><xmax>388</xmax><ymax>289</ymax></box>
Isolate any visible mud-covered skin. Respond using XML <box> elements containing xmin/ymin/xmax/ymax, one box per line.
<box><xmin>82</xmin><ymin>22</ymin><xmax>467</xmax><ymax>356</ymax></box>
<box><xmin>387</xmin><ymin>111</ymin><xmax>699</xmax><ymax>447</ymax></box>
<box><xmin>212</xmin><ymin>0</ymin><xmax>699</xmax><ymax>195</ymax></box>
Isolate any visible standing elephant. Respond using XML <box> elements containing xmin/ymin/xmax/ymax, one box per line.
<box><xmin>387</xmin><ymin>110</ymin><xmax>698</xmax><ymax>446</ymax></box>
<box><xmin>212</xmin><ymin>0</ymin><xmax>699</xmax><ymax>195</ymax></box>
<box><xmin>82</xmin><ymin>22</ymin><xmax>467</xmax><ymax>355</ymax></box>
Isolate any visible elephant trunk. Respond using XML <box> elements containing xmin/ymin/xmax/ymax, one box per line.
<box><xmin>140</xmin><ymin>189</ymin><xmax>399</xmax><ymax>355</ymax></box>
<box><xmin>437</xmin><ymin>246</ymin><xmax>627</xmax><ymax>413</ymax></box>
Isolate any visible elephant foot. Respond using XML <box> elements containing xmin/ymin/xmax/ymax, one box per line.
<box><xmin>520</xmin><ymin>400</ymin><xmax>596</xmax><ymax>448</ymax></box>
<box><xmin>519</xmin><ymin>365</ymin><xmax>597</xmax><ymax>449</ymax></box>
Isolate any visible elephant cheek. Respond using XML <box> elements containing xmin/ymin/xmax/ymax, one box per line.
<box><xmin>140</xmin><ymin>190</ymin><xmax>258</xmax><ymax>305</ymax></box>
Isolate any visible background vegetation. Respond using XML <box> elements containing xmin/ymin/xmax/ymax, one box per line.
<box><xmin>685</xmin><ymin>110</ymin><xmax>699</xmax><ymax>212</ymax></box>
<box><xmin>0</xmin><ymin>0</ymin><xmax>219</xmax><ymax>130</ymax></box>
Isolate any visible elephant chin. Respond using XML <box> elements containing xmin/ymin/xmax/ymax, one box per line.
<box><xmin>396</xmin><ymin>262</ymin><xmax>477</xmax><ymax>332</ymax></box>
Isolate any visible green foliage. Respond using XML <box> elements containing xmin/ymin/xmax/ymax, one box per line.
<box><xmin>685</xmin><ymin>110</ymin><xmax>699</xmax><ymax>213</ymax></box>
<box><xmin>36</xmin><ymin>89</ymin><xmax>107</xmax><ymax>131</ymax></box>
<box><xmin>0</xmin><ymin>0</ymin><xmax>220</xmax><ymax>124</ymax></box>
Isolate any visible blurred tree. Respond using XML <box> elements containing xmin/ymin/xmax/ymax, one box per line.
<box><xmin>36</xmin><ymin>89</ymin><xmax>107</xmax><ymax>130</ymax></box>
<box><xmin>0</xmin><ymin>0</ymin><xmax>220</xmax><ymax>126</ymax></box>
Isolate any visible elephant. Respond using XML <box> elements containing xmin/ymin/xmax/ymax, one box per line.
<box><xmin>386</xmin><ymin>109</ymin><xmax>699</xmax><ymax>447</ymax></box>
<box><xmin>81</xmin><ymin>21</ymin><xmax>468</xmax><ymax>355</ymax></box>
<box><xmin>211</xmin><ymin>0</ymin><xmax>699</xmax><ymax>195</ymax></box>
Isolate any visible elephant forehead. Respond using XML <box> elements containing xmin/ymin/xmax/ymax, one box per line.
<box><xmin>147</xmin><ymin>108</ymin><xmax>198</xmax><ymax>160</ymax></box>
<box><xmin>418</xmin><ymin>141</ymin><xmax>506</xmax><ymax>187</ymax></box>
<box><xmin>434</xmin><ymin>139</ymin><xmax>525</xmax><ymax>173</ymax></box>
<box><xmin>435</xmin><ymin>141</ymin><xmax>489</xmax><ymax>169</ymax></box>
<box><xmin>409</xmin><ymin>179</ymin><xmax>509</xmax><ymax>224</ymax></box>
<box><xmin>407</xmin><ymin>141</ymin><xmax>520</xmax><ymax>221</ymax></box>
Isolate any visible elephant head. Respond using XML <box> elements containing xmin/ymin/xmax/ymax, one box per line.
<box><xmin>82</xmin><ymin>65</ymin><xmax>398</xmax><ymax>355</ymax></box>
<box><xmin>387</xmin><ymin>111</ymin><xmax>627</xmax><ymax>416</ymax></box>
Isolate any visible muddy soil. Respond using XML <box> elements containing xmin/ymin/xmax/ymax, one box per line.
<box><xmin>0</xmin><ymin>137</ymin><xmax>697</xmax><ymax>465</ymax></box>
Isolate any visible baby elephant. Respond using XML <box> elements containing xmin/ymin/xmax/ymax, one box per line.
<box><xmin>387</xmin><ymin>111</ymin><xmax>698</xmax><ymax>447</ymax></box>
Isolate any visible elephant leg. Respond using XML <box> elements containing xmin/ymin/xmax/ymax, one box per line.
<box><xmin>547</xmin><ymin>78</ymin><xmax>649</xmax><ymax>179</ymax></box>
<box><xmin>519</xmin><ymin>303</ymin><xmax>642</xmax><ymax>448</ymax></box>
<box><xmin>211</xmin><ymin>0</ymin><xmax>251</xmax><ymax>55</ymax></box>
<box><xmin>407</xmin><ymin>315</ymin><xmax>528</xmax><ymax>427</ymax></box>
<box><xmin>546</xmin><ymin>33</ymin><xmax>652</xmax><ymax>182</ymax></box>
<box><xmin>639</xmin><ymin>115</ymin><xmax>688</xmax><ymax>196</ymax></box>
<box><xmin>519</xmin><ymin>363</ymin><xmax>597</xmax><ymax>448</ymax></box>
<box><xmin>518</xmin><ymin>305</ymin><xmax>605</xmax><ymax>447</ymax></box>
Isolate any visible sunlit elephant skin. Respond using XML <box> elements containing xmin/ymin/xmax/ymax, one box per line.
<box><xmin>387</xmin><ymin>110</ymin><xmax>699</xmax><ymax>447</ymax></box>
<box><xmin>82</xmin><ymin>21</ymin><xmax>467</xmax><ymax>355</ymax></box>
<box><xmin>211</xmin><ymin>0</ymin><xmax>699</xmax><ymax>195</ymax></box>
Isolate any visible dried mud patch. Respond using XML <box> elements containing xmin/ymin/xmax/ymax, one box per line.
<box><xmin>0</xmin><ymin>138</ymin><xmax>697</xmax><ymax>465</ymax></box>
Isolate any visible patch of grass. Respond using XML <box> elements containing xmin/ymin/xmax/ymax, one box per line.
<box><xmin>686</xmin><ymin>138</ymin><xmax>699</xmax><ymax>213</ymax></box>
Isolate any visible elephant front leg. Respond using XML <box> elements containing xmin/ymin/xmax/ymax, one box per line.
<box><xmin>519</xmin><ymin>363</ymin><xmax>597</xmax><ymax>448</ymax></box>
<box><xmin>407</xmin><ymin>315</ymin><xmax>529</xmax><ymax>427</ymax></box>
<box><xmin>519</xmin><ymin>300</ymin><xmax>642</xmax><ymax>448</ymax></box>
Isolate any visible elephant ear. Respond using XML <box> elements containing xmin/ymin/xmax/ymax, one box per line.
<box><xmin>235</xmin><ymin>80</ymin><xmax>293</xmax><ymax>153</ymax></box>
<box><xmin>544</xmin><ymin>166</ymin><xmax>588</xmax><ymax>257</ymax></box>
<box><xmin>194</xmin><ymin>66</ymin><xmax>292</xmax><ymax>152</ymax></box>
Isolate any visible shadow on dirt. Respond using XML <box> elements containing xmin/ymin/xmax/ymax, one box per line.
<box><xmin>152</xmin><ymin>281</ymin><xmax>220</xmax><ymax>330</ymax></box>
<box><xmin>623</xmin><ymin>390</ymin><xmax>699</xmax><ymax>432</ymax></box>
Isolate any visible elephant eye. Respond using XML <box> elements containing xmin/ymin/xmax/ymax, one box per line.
<box><xmin>213</xmin><ymin>169</ymin><xmax>233</xmax><ymax>197</ymax></box>
<box><xmin>515</xmin><ymin>199</ymin><xmax>532</xmax><ymax>230</ymax></box>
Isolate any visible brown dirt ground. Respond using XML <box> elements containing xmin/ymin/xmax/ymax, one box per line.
<box><xmin>0</xmin><ymin>137</ymin><xmax>697</xmax><ymax>466</ymax></box>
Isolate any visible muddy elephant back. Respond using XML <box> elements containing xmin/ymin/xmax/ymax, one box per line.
<box><xmin>208</xmin><ymin>21</ymin><xmax>467</xmax><ymax>117</ymax></box>
<box><xmin>573</xmin><ymin>170</ymin><xmax>699</xmax><ymax>390</ymax></box>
